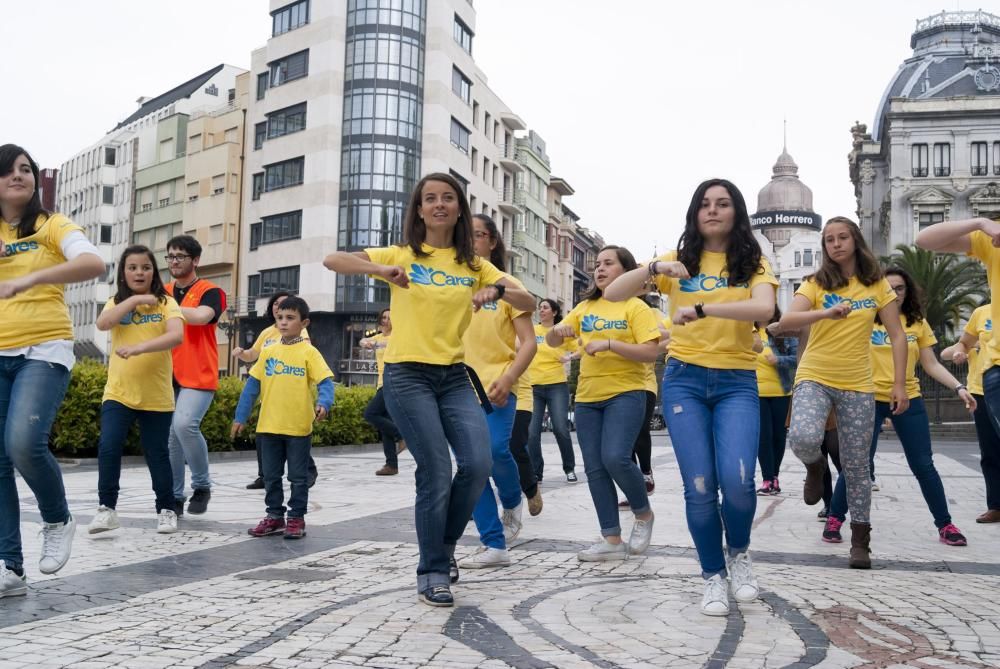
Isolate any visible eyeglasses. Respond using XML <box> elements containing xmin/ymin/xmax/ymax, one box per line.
<box><xmin>473</xmin><ymin>231</ymin><xmax>491</xmax><ymax>240</ymax></box>
<box><xmin>164</xmin><ymin>254</ymin><xmax>192</xmax><ymax>263</ymax></box>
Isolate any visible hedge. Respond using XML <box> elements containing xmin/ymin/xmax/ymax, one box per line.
<box><xmin>51</xmin><ymin>359</ymin><xmax>378</xmax><ymax>457</ymax></box>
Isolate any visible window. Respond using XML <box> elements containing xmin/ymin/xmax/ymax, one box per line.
<box><xmin>911</xmin><ymin>144</ymin><xmax>928</xmax><ymax>177</ymax></box>
<box><xmin>252</xmin><ymin>173</ymin><xmax>264</xmax><ymax>201</ymax></box>
<box><xmin>919</xmin><ymin>211</ymin><xmax>945</xmax><ymax>229</ymax></box>
<box><xmin>449</xmin><ymin>169</ymin><xmax>469</xmax><ymax>191</ymax></box>
<box><xmin>267</xmin><ymin>103</ymin><xmax>306</xmax><ymax>139</ymax></box>
<box><xmin>249</xmin><ymin>266</ymin><xmax>300</xmax><ymax>298</ymax></box>
<box><xmin>260</xmin><ymin>210</ymin><xmax>302</xmax><ymax>246</ymax></box>
<box><xmin>344</xmin><ymin>33</ymin><xmax>423</xmax><ymax>87</ymax></box>
<box><xmin>484</xmin><ymin>112</ymin><xmax>491</xmax><ymax>137</ymax></box>
<box><xmin>272</xmin><ymin>0</ymin><xmax>309</xmax><ymax>36</ymax></box>
<box><xmin>256</xmin><ymin>72</ymin><xmax>269</xmax><ymax>100</ymax></box>
<box><xmin>452</xmin><ymin>66</ymin><xmax>471</xmax><ymax>105</ymax></box>
<box><xmin>450</xmin><ymin>118</ymin><xmax>470</xmax><ymax>153</ymax></box>
<box><xmin>102</xmin><ymin>185</ymin><xmax>114</xmax><ymax>205</ymax></box>
<box><xmin>254</xmin><ymin>122</ymin><xmax>266</xmax><ymax>150</ymax></box>
<box><xmin>269</xmin><ymin>50</ymin><xmax>308</xmax><ymax>87</ymax></box>
<box><xmin>264</xmin><ymin>157</ymin><xmax>304</xmax><ymax>192</ymax></box>
<box><xmin>995</xmin><ymin>142</ymin><xmax>1000</xmax><ymax>175</ymax></box>
<box><xmin>933</xmin><ymin>143</ymin><xmax>951</xmax><ymax>177</ymax></box>
<box><xmin>470</xmin><ymin>148</ymin><xmax>478</xmax><ymax>175</ymax></box>
<box><xmin>453</xmin><ymin>15</ymin><xmax>473</xmax><ymax>54</ymax></box>
<box><xmin>472</xmin><ymin>101</ymin><xmax>480</xmax><ymax>128</ymax></box>
<box><xmin>342</xmin><ymin>87</ymin><xmax>421</xmax><ymax>140</ymax></box>
<box><xmin>803</xmin><ymin>249</ymin><xmax>813</xmax><ymax>266</ymax></box>
<box><xmin>100</xmin><ymin>225</ymin><xmax>112</xmax><ymax>244</ymax></box>
<box><xmin>104</xmin><ymin>147</ymin><xmax>116</xmax><ymax>166</ymax></box>
<box><xmin>794</xmin><ymin>251</ymin><xmax>801</xmax><ymax>267</ymax></box>
<box><xmin>159</xmin><ymin>197</ymin><xmax>170</xmax><ymax>208</ymax></box>
<box><xmin>211</xmin><ymin>174</ymin><xmax>225</xmax><ymax>195</ymax></box>
<box><xmin>972</xmin><ymin>141</ymin><xmax>989</xmax><ymax>176</ymax></box>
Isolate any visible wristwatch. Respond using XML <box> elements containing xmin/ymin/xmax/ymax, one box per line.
<box><xmin>694</xmin><ymin>302</ymin><xmax>707</xmax><ymax>319</ymax></box>
<box><xmin>955</xmin><ymin>383</ymin><xmax>967</xmax><ymax>394</ymax></box>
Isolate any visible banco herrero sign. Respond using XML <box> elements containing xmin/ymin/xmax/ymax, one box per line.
<box><xmin>750</xmin><ymin>210</ymin><xmax>822</xmax><ymax>230</ymax></box>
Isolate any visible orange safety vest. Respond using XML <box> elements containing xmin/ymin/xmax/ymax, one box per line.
<box><xmin>166</xmin><ymin>279</ymin><xmax>226</xmax><ymax>391</ymax></box>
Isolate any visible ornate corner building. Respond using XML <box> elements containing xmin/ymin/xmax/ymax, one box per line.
<box><xmin>849</xmin><ymin>10</ymin><xmax>1000</xmax><ymax>257</ymax></box>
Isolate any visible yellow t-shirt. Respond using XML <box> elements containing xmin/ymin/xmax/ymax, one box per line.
<box><xmin>969</xmin><ymin>231</ymin><xmax>1000</xmax><ymax>368</ymax></box>
<box><xmin>870</xmin><ymin>318</ymin><xmax>936</xmax><ymax>402</ymax></box>
<box><xmin>756</xmin><ymin>327</ymin><xmax>787</xmax><ymax>397</ymax></box>
<box><xmin>368</xmin><ymin>333</ymin><xmax>389</xmax><ymax>388</ymax></box>
<box><xmin>0</xmin><ymin>213</ymin><xmax>82</xmax><ymax>349</ymax></box>
<box><xmin>528</xmin><ymin>323</ymin><xmax>578</xmax><ymax>385</ymax></box>
<box><xmin>252</xmin><ymin>324</ymin><xmax>311</xmax><ymax>352</ymax></box>
<box><xmin>516</xmin><ymin>368</ymin><xmax>533</xmax><ymax>411</ymax></box>
<box><xmin>560</xmin><ymin>297</ymin><xmax>660</xmax><ymax>403</ymax></box>
<box><xmin>365</xmin><ymin>244</ymin><xmax>506</xmax><ymax>365</ymax></box>
<box><xmin>102</xmin><ymin>296</ymin><xmax>185</xmax><ymax>411</ymax></box>
<box><xmin>653</xmin><ymin>250</ymin><xmax>778</xmax><ymax>370</ymax></box>
<box><xmin>463</xmin><ymin>279</ymin><xmax>529</xmax><ymax>396</ymax></box>
<box><xmin>964</xmin><ymin>305</ymin><xmax>992</xmax><ymax>395</ymax></box>
<box><xmin>794</xmin><ymin>276</ymin><xmax>896</xmax><ymax>392</ymax></box>
<box><xmin>643</xmin><ymin>363</ymin><xmax>657</xmax><ymax>394</ymax></box>
<box><xmin>249</xmin><ymin>340</ymin><xmax>334</xmax><ymax>437</ymax></box>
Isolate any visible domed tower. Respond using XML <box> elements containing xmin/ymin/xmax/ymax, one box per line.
<box><xmin>752</xmin><ymin>141</ymin><xmax>823</xmax><ymax>309</ymax></box>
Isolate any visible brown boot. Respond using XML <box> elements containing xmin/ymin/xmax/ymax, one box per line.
<box><xmin>375</xmin><ymin>465</ymin><xmax>398</xmax><ymax>476</ymax></box>
<box><xmin>802</xmin><ymin>459</ymin><xmax>827</xmax><ymax>505</ymax></box>
<box><xmin>849</xmin><ymin>522</ymin><xmax>871</xmax><ymax>569</ymax></box>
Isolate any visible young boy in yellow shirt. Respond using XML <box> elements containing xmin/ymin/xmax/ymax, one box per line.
<box><xmin>232</xmin><ymin>297</ymin><xmax>334</xmax><ymax>539</ymax></box>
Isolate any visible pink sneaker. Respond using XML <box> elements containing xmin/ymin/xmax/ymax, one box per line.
<box><xmin>822</xmin><ymin>516</ymin><xmax>843</xmax><ymax>543</ymax></box>
<box><xmin>938</xmin><ymin>524</ymin><xmax>967</xmax><ymax>546</ymax></box>
<box><xmin>756</xmin><ymin>480</ymin><xmax>773</xmax><ymax>496</ymax></box>
<box><xmin>248</xmin><ymin>517</ymin><xmax>285</xmax><ymax>537</ymax></box>
<box><xmin>772</xmin><ymin>477</ymin><xmax>781</xmax><ymax>494</ymax></box>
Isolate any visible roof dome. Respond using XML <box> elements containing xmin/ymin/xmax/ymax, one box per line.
<box><xmin>873</xmin><ymin>10</ymin><xmax>1000</xmax><ymax>138</ymax></box>
<box><xmin>756</xmin><ymin>147</ymin><xmax>814</xmax><ymax>212</ymax></box>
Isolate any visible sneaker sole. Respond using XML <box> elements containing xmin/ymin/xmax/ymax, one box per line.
<box><xmin>87</xmin><ymin>525</ymin><xmax>120</xmax><ymax>535</ymax></box>
<box><xmin>418</xmin><ymin>594</ymin><xmax>454</xmax><ymax>607</ymax></box>
<box><xmin>283</xmin><ymin>533</ymin><xmax>306</xmax><ymax>540</ymax></box>
<box><xmin>458</xmin><ymin>560</ymin><xmax>511</xmax><ymax>569</ymax></box>
<box><xmin>822</xmin><ymin>536</ymin><xmax>843</xmax><ymax>544</ymax></box>
<box><xmin>156</xmin><ymin>528</ymin><xmax>178</xmax><ymax>535</ymax></box>
<box><xmin>0</xmin><ymin>586</ymin><xmax>27</xmax><ymax>598</ymax></box>
<box><xmin>248</xmin><ymin>529</ymin><xmax>285</xmax><ymax>537</ymax></box>
<box><xmin>732</xmin><ymin>588</ymin><xmax>759</xmax><ymax>603</ymax></box>
<box><xmin>577</xmin><ymin>552</ymin><xmax>628</xmax><ymax>562</ymax></box>
<box><xmin>701</xmin><ymin>604</ymin><xmax>730</xmax><ymax>616</ymax></box>
<box><xmin>939</xmin><ymin>537</ymin><xmax>967</xmax><ymax>546</ymax></box>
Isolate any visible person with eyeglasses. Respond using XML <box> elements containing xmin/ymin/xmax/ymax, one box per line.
<box><xmin>163</xmin><ymin>235</ymin><xmax>227</xmax><ymax>517</ymax></box>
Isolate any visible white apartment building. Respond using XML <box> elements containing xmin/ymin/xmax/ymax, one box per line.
<box><xmin>57</xmin><ymin>64</ymin><xmax>244</xmax><ymax>359</ymax></box>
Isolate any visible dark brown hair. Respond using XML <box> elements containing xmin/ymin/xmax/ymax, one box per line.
<box><xmin>583</xmin><ymin>245</ymin><xmax>638</xmax><ymax>301</ymax></box>
<box><xmin>811</xmin><ymin>216</ymin><xmax>883</xmax><ymax>290</ymax></box>
<box><xmin>402</xmin><ymin>172</ymin><xmax>478</xmax><ymax>269</ymax></box>
<box><xmin>878</xmin><ymin>266</ymin><xmax>924</xmax><ymax>326</ymax></box>
<box><xmin>0</xmin><ymin>144</ymin><xmax>47</xmax><ymax>239</ymax></box>
<box><xmin>677</xmin><ymin>178</ymin><xmax>762</xmax><ymax>286</ymax></box>
<box><xmin>114</xmin><ymin>245</ymin><xmax>168</xmax><ymax>305</ymax></box>
<box><xmin>473</xmin><ymin>213</ymin><xmax>506</xmax><ymax>271</ymax></box>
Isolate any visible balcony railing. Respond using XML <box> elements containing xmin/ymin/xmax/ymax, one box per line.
<box><xmin>972</xmin><ymin>166</ymin><xmax>989</xmax><ymax>176</ymax></box>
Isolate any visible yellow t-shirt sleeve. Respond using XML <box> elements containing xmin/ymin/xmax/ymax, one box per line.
<box><xmin>969</xmin><ymin>230</ymin><xmax>993</xmax><ymax>264</ymax></box>
<box><xmin>795</xmin><ymin>278</ymin><xmax>820</xmax><ymax>305</ymax></box>
<box><xmin>917</xmin><ymin>320</ymin><xmax>936</xmax><ymax>349</ymax></box>
<box><xmin>564</xmin><ymin>336</ymin><xmax>579</xmax><ymax>354</ymax></box>
<box><xmin>629</xmin><ymin>302</ymin><xmax>661</xmax><ymax>344</ymax></box>
<box><xmin>306</xmin><ymin>347</ymin><xmax>335</xmax><ymax>385</ymax></box>
<box><xmin>751</xmin><ymin>257</ymin><xmax>780</xmax><ymax>288</ymax></box>
<box><xmin>561</xmin><ymin>304</ymin><xmax>583</xmax><ymax>337</ymax></box>
<box><xmin>965</xmin><ymin>311</ymin><xmax>981</xmax><ymax>337</ymax></box>
<box><xmin>248</xmin><ymin>356</ymin><xmax>265</xmax><ymax>381</ymax></box>
<box><xmin>45</xmin><ymin>214</ymin><xmax>84</xmax><ymax>250</ymax></box>
<box><xmin>100</xmin><ymin>297</ymin><xmax>116</xmax><ymax>315</ymax></box>
<box><xmin>478</xmin><ymin>259</ymin><xmax>506</xmax><ymax>288</ymax></box>
<box><xmin>874</xmin><ymin>278</ymin><xmax>896</xmax><ymax>309</ymax></box>
<box><xmin>365</xmin><ymin>246</ymin><xmax>402</xmax><ymax>279</ymax></box>
<box><xmin>652</xmin><ymin>251</ymin><xmax>677</xmax><ymax>294</ymax></box>
<box><xmin>164</xmin><ymin>296</ymin><xmax>184</xmax><ymax>322</ymax></box>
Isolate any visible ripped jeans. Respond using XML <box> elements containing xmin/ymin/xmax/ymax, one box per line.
<box><xmin>662</xmin><ymin>359</ymin><xmax>759</xmax><ymax>578</ymax></box>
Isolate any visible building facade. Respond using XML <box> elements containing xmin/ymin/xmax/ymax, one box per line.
<box><xmin>849</xmin><ymin>10</ymin><xmax>1000</xmax><ymax>257</ymax></box>
<box><xmin>545</xmin><ymin>176</ymin><xmax>577</xmax><ymax>311</ymax></box>
<box><xmin>511</xmin><ymin>130</ymin><xmax>551</xmax><ymax>298</ymax></box>
<box><xmin>38</xmin><ymin>168</ymin><xmax>58</xmax><ymax>211</ymax></box>
<box><xmin>752</xmin><ymin>146</ymin><xmax>823</xmax><ymax>310</ymax></box>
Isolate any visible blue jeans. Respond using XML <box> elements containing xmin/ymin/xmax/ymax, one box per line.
<box><xmin>382</xmin><ymin>362</ymin><xmax>492</xmax><ymax>592</ymax></box>
<box><xmin>98</xmin><ymin>401</ymin><xmax>174</xmax><ymax>513</ymax></box>
<box><xmin>168</xmin><ymin>387</ymin><xmax>214</xmax><ymax>500</ymax></box>
<box><xmin>0</xmin><ymin>357</ymin><xmax>71</xmax><ymax>570</ymax></box>
<box><xmin>364</xmin><ymin>387</ymin><xmax>402</xmax><ymax>468</ymax></box>
<box><xmin>257</xmin><ymin>433</ymin><xmax>312</xmax><ymax>518</ymax></box>
<box><xmin>972</xmin><ymin>393</ymin><xmax>1000</xmax><ymax>510</ymax></box>
<box><xmin>831</xmin><ymin>397</ymin><xmax>952</xmax><ymax>528</ymax></box>
<box><xmin>662</xmin><ymin>360</ymin><xmax>759</xmax><ymax>578</ymax></box>
<box><xmin>576</xmin><ymin>390</ymin><xmax>649</xmax><ymax>536</ymax></box>
<box><xmin>980</xmin><ymin>367</ymin><xmax>1000</xmax><ymax>510</ymax></box>
<box><xmin>528</xmin><ymin>382</ymin><xmax>576</xmax><ymax>477</ymax></box>
<box><xmin>758</xmin><ymin>395</ymin><xmax>791</xmax><ymax>481</ymax></box>
<box><xmin>471</xmin><ymin>395</ymin><xmax>521</xmax><ymax>549</ymax></box>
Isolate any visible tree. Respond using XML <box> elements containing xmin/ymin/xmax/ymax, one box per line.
<box><xmin>882</xmin><ymin>244</ymin><xmax>987</xmax><ymax>342</ymax></box>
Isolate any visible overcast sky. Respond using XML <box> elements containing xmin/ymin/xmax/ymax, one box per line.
<box><xmin>2</xmin><ymin>0</ymin><xmax>979</xmax><ymax>260</ymax></box>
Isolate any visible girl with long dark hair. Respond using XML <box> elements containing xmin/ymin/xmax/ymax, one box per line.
<box><xmin>822</xmin><ymin>266</ymin><xmax>972</xmax><ymax>547</ymax></box>
<box><xmin>605</xmin><ymin>178</ymin><xmax>777</xmax><ymax>616</ymax></box>
<box><xmin>323</xmin><ymin>173</ymin><xmax>533</xmax><ymax>607</ymax></box>
<box><xmin>781</xmin><ymin>217</ymin><xmax>908</xmax><ymax>570</ymax></box>
<box><xmin>88</xmin><ymin>246</ymin><xmax>184</xmax><ymax>535</ymax></box>
<box><xmin>0</xmin><ymin>145</ymin><xmax>105</xmax><ymax>597</ymax></box>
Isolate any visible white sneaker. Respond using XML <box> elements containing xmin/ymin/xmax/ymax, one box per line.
<box><xmin>0</xmin><ymin>560</ymin><xmax>27</xmax><ymax>598</ymax></box>
<box><xmin>87</xmin><ymin>506</ymin><xmax>120</xmax><ymax>535</ymax></box>
<box><xmin>701</xmin><ymin>574</ymin><xmax>730</xmax><ymax>616</ymax></box>
<box><xmin>156</xmin><ymin>509</ymin><xmax>178</xmax><ymax>534</ymax></box>
<box><xmin>502</xmin><ymin>501</ymin><xmax>523</xmax><ymax>543</ymax></box>
<box><xmin>628</xmin><ymin>512</ymin><xmax>654</xmax><ymax>555</ymax></box>
<box><xmin>871</xmin><ymin>478</ymin><xmax>880</xmax><ymax>491</ymax></box>
<box><xmin>458</xmin><ymin>546</ymin><xmax>511</xmax><ymax>569</ymax></box>
<box><xmin>39</xmin><ymin>515</ymin><xmax>76</xmax><ymax>575</ymax></box>
<box><xmin>577</xmin><ymin>540</ymin><xmax>628</xmax><ymax>562</ymax></box>
<box><xmin>727</xmin><ymin>551</ymin><xmax>759</xmax><ymax>603</ymax></box>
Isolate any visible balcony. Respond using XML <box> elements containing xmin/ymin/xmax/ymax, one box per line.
<box><xmin>497</xmin><ymin>185</ymin><xmax>524</xmax><ymax>215</ymax></box>
<box><xmin>500</xmin><ymin>111</ymin><xmax>526</xmax><ymax>131</ymax></box>
<box><xmin>497</xmin><ymin>142</ymin><xmax>523</xmax><ymax>172</ymax></box>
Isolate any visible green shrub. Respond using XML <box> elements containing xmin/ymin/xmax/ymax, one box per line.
<box><xmin>52</xmin><ymin>359</ymin><xmax>107</xmax><ymax>455</ymax></box>
<box><xmin>313</xmin><ymin>385</ymin><xmax>378</xmax><ymax>446</ymax></box>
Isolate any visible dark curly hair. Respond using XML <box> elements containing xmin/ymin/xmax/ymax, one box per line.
<box><xmin>876</xmin><ymin>266</ymin><xmax>924</xmax><ymax>327</ymax></box>
<box><xmin>539</xmin><ymin>298</ymin><xmax>563</xmax><ymax>324</ymax></box>
<box><xmin>677</xmin><ymin>178</ymin><xmax>762</xmax><ymax>286</ymax></box>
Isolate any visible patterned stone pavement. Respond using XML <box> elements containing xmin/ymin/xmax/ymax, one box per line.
<box><xmin>1</xmin><ymin>434</ymin><xmax>999</xmax><ymax>668</ymax></box>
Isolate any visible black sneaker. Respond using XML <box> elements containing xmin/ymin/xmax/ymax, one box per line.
<box><xmin>566</xmin><ymin>471</ymin><xmax>578</xmax><ymax>483</ymax></box>
<box><xmin>173</xmin><ymin>498</ymin><xmax>186</xmax><ymax>517</ymax></box>
<box><xmin>246</xmin><ymin>477</ymin><xmax>264</xmax><ymax>490</ymax></box>
<box><xmin>419</xmin><ymin>585</ymin><xmax>454</xmax><ymax>607</ymax></box>
<box><xmin>187</xmin><ymin>488</ymin><xmax>211</xmax><ymax>515</ymax></box>
<box><xmin>449</xmin><ymin>557</ymin><xmax>460</xmax><ymax>584</ymax></box>
<box><xmin>817</xmin><ymin>506</ymin><xmax>829</xmax><ymax>521</ymax></box>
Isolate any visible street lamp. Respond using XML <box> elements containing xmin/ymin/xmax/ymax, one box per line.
<box><xmin>218</xmin><ymin>304</ymin><xmax>240</xmax><ymax>377</ymax></box>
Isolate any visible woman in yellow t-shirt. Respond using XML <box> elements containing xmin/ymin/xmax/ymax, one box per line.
<box><xmin>88</xmin><ymin>245</ymin><xmax>185</xmax><ymax>536</ymax></box>
<box><xmin>605</xmin><ymin>178</ymin><xmax>777</xmax><ymax>616</ymax></box>
<box><xmin>823</xmin><ymin>267</ymin><xmax>972</xmax><ymax>547</ymax></box>
<box><xmin>323</xmin><ymin>172</ymin><xmax>534</xmax><ymax>608</ymax></box>
<box><xmin>361</xmin><ymin>308</ymin><xmax>404</xmax><ymax>477</ymax></box>
<box><xmin>234</xmin><ymin>290</ymin><xmax>316</xmax><ymax>490</ymax></box>
<box><xmin>780</xmin><ymin>216</ymin><xmax>908</xmax><ymax>570</ymax></box>
<box><xmin>548</xmin><ymin>246</ymin><xmax>660</xmax><ymax>563</ymax></box>
<box><xmin>942</xmin><ymin>302</ymin><xmax>1000</xmax><ymax>523</ymax></box>
<box><xmin>0</xmin><ymin>145</ymin><xmax>105</xmax><ymax>593</ymax></box>
<box><xmin>753</xmin><ymin>309</ymin><xmax>793</xmax><ymax>496</ymax></box>
<box><xmin>526</xmin><ymin>298</ymin><xmax>579</xmax><ymax>483</ymax></box>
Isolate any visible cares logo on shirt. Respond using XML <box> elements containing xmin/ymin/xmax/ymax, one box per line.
<box><xmin>871</xmin><ymin>330</ymin><xmax>889</xmax><ymax>346</ymax></box>
<box><xmin>119</xmin><ymin>311</ymin><xmax>164</xmax><ymax>326</ymax></box>
<box><xmin>481</xmin><ymin>302</ymin><xmax>498</xmax><ymax>311</ymax></box>
<box><xmin>264</xmin><ymin>357</ymin><xmax>306</xmax><ymax>377</ymax></box>
<box><xmin>1</xmin><ymin>240</ymin><xmax>39</xmax><ymax>257</ymax></box>
<box><xmin>535</xmin><ymin>335</ymin><xmax>545</xmax><ymax>344</ymax></box>
<box><xmin>408</xmin><ymin>263</ymin><xmax>475</xmax><ymax>288</ymax></box>
<box><xmin>987</xmin><ymin>319</ymin><xmax>993</xmax><ymax>332</ymax></box>
<box><xmin>581</xmin><ymin>314</ymin><xmax>628</xmax><ymax>333</ymax></box>
<box><xmin>678</xmin><ymin>273</ymin><xmax>748</xmax><ymax>293</ymax></box>
<box><xmin>822</xmin><ymin>293</ymin><xmax>878</xmax><ymax>310</ymax></box>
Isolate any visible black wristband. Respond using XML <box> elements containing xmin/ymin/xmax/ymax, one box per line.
<box><xmin>490</xmin><ymin>283</ymin><xmax>505</xmax><ymax>300</ymax></box>
<box><xmin>648</xmin><ymin>261</ymin><xmax>659</xmax><ymax>278</ymax></box>
<box><xmin>694</xmin><ymin>302</ymin><xmax>707</xmax><ymax>319</ymax></box>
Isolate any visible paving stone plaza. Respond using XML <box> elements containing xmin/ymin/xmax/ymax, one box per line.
<box><xmin>1</xmin><ymin>434</ymin><xmax>998</xmax><ymax>669</ymax></box>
